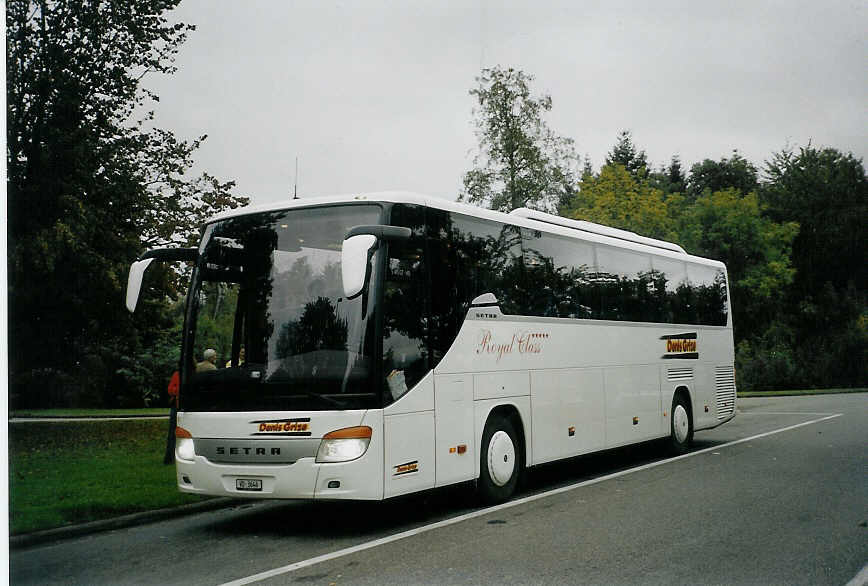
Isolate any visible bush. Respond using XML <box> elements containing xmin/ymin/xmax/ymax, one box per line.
<box><xmin>736</xmin><ymin>338</ymin><xmax>798</xmax><ymax>392</ymax></box>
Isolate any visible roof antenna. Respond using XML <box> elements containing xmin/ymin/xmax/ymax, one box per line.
<box><xmin>293</xmin><ymin>156</ymin><xmax>299</xmax><ymax>199</ymax></box>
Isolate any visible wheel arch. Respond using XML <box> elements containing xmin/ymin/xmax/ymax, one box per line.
<box><xmin>474</xmin><ymin>399</ymin><xmax>530</xmax><ymax>480</ymax></box>
<box><xmin>671</xmin><ymin>385</ymin><xmax>694</xmax><ymax>418</ymax></box>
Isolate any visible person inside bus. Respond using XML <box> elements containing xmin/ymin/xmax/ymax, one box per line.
<box><xmin>225</xmin><ymin>346</ymin><xmax>245</xmax><ymax>368</ymax></box>
<box><xmin>196</xmin><ymin>348</ymin><xmax>218</xmax><ymax>372</ymax></box>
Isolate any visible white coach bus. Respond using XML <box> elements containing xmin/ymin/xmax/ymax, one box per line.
<box><xmin>126</xmin><ymin>192</ymin><xmax>736</xmax><ymax>503</ymax></box>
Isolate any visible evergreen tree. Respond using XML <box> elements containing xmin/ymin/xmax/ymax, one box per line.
<box><xmin>605</xmin><ymin>130</ymin><xmax>648</xmax><ymax>178</ymax></box>
<box><xmin>580</xmin><ymin>155</ymin><xmax>595</xmax><ymax>179</ymax></box>
<box><xmin>648</xmin><ymin>155</ymin><xmax>687</xmax><ymax>195</ymax></box>
<box><xmin>760</xmin><ymin>145</ymin><xmax>867</xmax><ymax>388</ymax></box>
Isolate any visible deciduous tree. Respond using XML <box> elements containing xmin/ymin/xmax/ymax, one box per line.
<box><xmin>6</xmin><ymin>0</ymin><xmax>248</xmax><ymax>407</ymax></box>
<box><xmin>562</xmin><ymin>163</ymin><xmax>676</xmax><ymax>241</ymax></box>
<box><xmin>678</xmin><ymin>188</ymin><xmax>798</xmax><ymax>336</ymax></box>
<box><xmin>461</xmin><ymin>66</ymin><xmax>579</xmax><ymax>213</ymax></box>
<box><xmin>687</xmin><ymin>151</ymin><xmax>758</xmax><ymax>200</ymax></box>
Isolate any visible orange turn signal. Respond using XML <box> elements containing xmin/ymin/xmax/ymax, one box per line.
<box><xmin>322</xmin><ymin>426</ymin><xmax>372</xmax><ymax>440</ymax></box>
<box><xmin>175</xmin><ymin>426</ymin><xmax>193</xmax><ymax>439</ymax></box>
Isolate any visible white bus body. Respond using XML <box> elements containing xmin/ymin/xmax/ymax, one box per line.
<box><xmin>128</xmin><ymin>192</ymin><xmax>735</xmax><ymax>503</ymax></box>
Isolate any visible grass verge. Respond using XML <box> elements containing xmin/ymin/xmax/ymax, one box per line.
<box><xmin>738</xmin><ymin>387</ymin><xmax>866</xmax><ymax>398</ymax></box>
<box><xmin>9</xmin><ymin>419</ymin><xmax>206</xmax><ymax>535</ymax></box>
<box><xmin>11</xmin><ymin>408</ymin><xmax>169</xmax><ymax>418</ymax></box>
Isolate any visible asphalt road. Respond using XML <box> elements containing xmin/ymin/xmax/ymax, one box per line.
<box><xmin>10</xmin><ymin>393</ymin><xmax>868</xmax><ymax>586</ymax></box>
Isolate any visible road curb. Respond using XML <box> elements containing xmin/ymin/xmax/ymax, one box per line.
<box><xmin>10</xmin><ymin>497</ymin><xmax>240</xmax><ymax>549</ymax></box>
<box><xmin>10</xmin><ymin>415</ymin><xmax>170</xmax><ymax>423</ymax></box>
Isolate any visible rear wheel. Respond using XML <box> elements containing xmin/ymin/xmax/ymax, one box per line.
<box><xmin>670</xmin><ymin>394</ymin><xmax>693</xmax><ymax>454</ymax></box>
<box><xmin>478</xmin><ymin>415</ymin><xmax>522</xmax><ymax>504</ymax></box>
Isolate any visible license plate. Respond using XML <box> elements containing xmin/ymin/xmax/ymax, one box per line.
<box><xmin>236</xmin><ymin>478</ymin><xmax>262</xmax><ymax>491</ymax></box>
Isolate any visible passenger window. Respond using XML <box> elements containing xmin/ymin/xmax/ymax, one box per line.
<box><xmin>651</xmin><ymin>256</ymin><xmax>687</xmax><ymax>324</ymax></box>
<box><xmin>688</xmin><ymin>264</ymin><xmax>728</xmax><ymax>326</ymax></box>
<box><xmin>450</xmin><ymin>215</ymin><xmax>524</xmax><ymax>316</ymax></box>
<box><xmin>595</xmin><ymin>246</ymin><xmax>652</xmax><ymax>322</ymax></box>
<box><xmin>522</xmin><ymin>229</ymin><xmax>597</xmax><ymax>318</ymax></box>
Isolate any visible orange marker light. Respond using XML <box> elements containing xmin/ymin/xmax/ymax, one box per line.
<box><xmin>322</xmin><ymin>426</ymin><xmax>372</xmax><ymax>440</ymax></box>
<box><xmin>449</xmin><ymin>447</ymin><xmax>456</xmax><ymax>454</ymax></box>
<box><xmin>176</xmin><ymin>426</ymin><xmax>193</xmax><ymax>438</ymax></box>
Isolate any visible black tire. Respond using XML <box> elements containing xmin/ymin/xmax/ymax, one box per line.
<box><xmin>478</xmin><ymin>415</ymin><xmax>522</xmax><ymax>504</ymax></box>
<box><xmin>669</xmin><ymin>393</ymin><xmax>694</xmax><ymax>455</ymax></box>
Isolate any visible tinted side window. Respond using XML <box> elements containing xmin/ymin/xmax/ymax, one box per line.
<box><xmin>595</xmin><ymin>246</ymin><xmax>653</xmax><ymax>322</ymax></box>
<box><xmin>451</xmin><ymin>214</ymin><xmax>524</xmax><ymax>315</ymax></box>
<box><xmin>688</xmin><ymin>264</ymin><xmax>728</xmax><ymax>326</ymax></box>
<box><xmin>521</xmin><ymin>229</ymin><xmax>596</xmax><ymax>318</ymax></box>
<box><xmin>651</xmin><ymin>256</ymin><xmax>688</xmax><ymax>323</ymax></box>
<box><xmin>425</xmin><ymin>210</ymin><xmax>524</xmax><ymax>358</ymax></box>
<box><xmin>421</xmin><ymin>209</ymin><xmax>728</xmax><ymax>331</ymax></box>
<box><xmin>382</xmin><ymin>204</ymin><xmax>429</xmax><ymax>403</ymax></box>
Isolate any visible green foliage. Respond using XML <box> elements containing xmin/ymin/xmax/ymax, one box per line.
<box><xmin>563</xmin><ymin>163</ymin><xmax>677</xmax><ymax>241</ymax></box>
<box><xmin>562</xmin><ymin>164</ymin><xmax>802</xmax><ymax>371</ymax></box>
<box><xmin>735</xmin><ymin>325</ymin><xmax>799</xmax><ymax>392</ymax></box>
<box><xmin>461</xmin><ymin>66</ymin><xmax>579</xmax><ymax>212</ymax></box>
<box><xmin>678</xmin><ymin>189</ymin><xmax>798</xmax><ymax>336</ymax></box>
<box><xmin>605</xmin><ymin>130</ymin><xmax>648</xmax><ymax>178</ymax></box>
<box><xmin>763</xmin><ymin>145</ymin><xmax>867</xmax><ymax>300</ymax></box>
<box><xmin>760</xmin><ymin>145</ymin><xmax>867</xmax><ymax>389</ymax></box>
<box><xmin>580</xmin><ymin>155</ymin><xmax>595</xmax><ymax>180</ymax></box>
<box><xmin>648</xmin><ymin>155</ymin><xmax>687</xmax><ymax>195</ymax></box>
<box><xmin>6</xmin><ymin>0</ymin><xmax>249</xmax><ymax>408</ymax></box>
<box><xmin>687</xmin><ymin>151</ymin><xmax>759</xmax><ymax>200</ymax></box>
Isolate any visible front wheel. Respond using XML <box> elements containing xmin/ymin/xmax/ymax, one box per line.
<box><xmin>669</xmin><ymin>395</ymin><xmax>693</xmax><ymax>455</ymax></box>
<box><xmin>478</xmin><ymin>415</ymin><xmax>522</xmax><ymax>504</ymax></box>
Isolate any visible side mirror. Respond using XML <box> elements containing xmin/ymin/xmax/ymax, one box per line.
<box><xmin>126</xmin><ymin>258</ymin><xmax>155</xmax><ymax>312</ymax></box>
<box><xmin>341</xmin><ymin>225</ymin><xmax>412</xmax><ymax>299</ymax></box>
<box><xmin>125</xmin><ymin>247</ymin><xmax>198</xmax><ymax>312</ymax></box>
<box><xmin>341</xmin><ymin>234</ymin><xmax>377</xmax><ymax>299</ymax></box>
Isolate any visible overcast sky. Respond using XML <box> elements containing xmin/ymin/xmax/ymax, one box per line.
<box><xmin>148</xmin><ymin>0</ymin><xmax>867</xmax><ymax>206</ymax></box>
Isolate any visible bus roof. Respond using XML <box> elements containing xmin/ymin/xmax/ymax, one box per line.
<box><xmin>207</xmin><ymin>191</ymin><xmax>725</xmax><ymax>269</ymax></box>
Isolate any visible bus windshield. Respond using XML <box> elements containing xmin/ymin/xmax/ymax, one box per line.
<box><xmin>182</xmin><ymin>204</ymin><xmax>383</xmax><ymax>411</ymax></box>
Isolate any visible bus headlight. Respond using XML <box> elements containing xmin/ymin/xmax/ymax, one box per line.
<box><xmin>315</xmin><ymin>426</ymin><xmax>372</xmax><ymax>463</ymax></box>
<box><xmin>175</xmin><ymin>426</ymin><xmax>196</xmax><ymax>462</ymax></box>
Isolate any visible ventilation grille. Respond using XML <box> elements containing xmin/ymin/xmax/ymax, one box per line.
<box><xmin>667</xmin><ymin>367</ymin><xmax>694</xmax><ymax>382</ymax></box>
<box><xmin>715</xmin><ymin>366</ymin><xmax>736</xmax><ymax>419</ymax></box>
